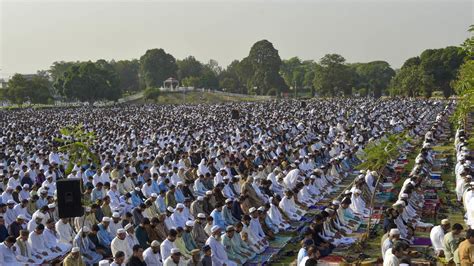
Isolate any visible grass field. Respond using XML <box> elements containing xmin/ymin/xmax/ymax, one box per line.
<box><xmin>140</xmin><ymin>91</ymin><xmax>271</xmax><ymax>105</ymax></box>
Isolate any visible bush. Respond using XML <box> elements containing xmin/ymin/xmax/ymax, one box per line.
<box><xmin>144</xmin><ymin>87</ymin><xmax>160</xmax><ymax>101</ymax></box>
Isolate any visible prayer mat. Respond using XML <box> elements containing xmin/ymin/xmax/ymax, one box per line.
<box><xmin>412</xmin><ymin>237</ymin><xmax>431</xmax><ymax>246</ymax></box>
<box><xmin>318</xmin><ymin>255</ymin><xmax>346</xmax><ymax>265</ymax></box>
<box><xmin>270</xmin><ymin>236</ymin><xmax>293</xmax><ymax>249</ymax></box>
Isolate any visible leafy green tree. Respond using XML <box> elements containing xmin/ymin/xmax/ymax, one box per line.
<box><xmin>352</xmin><ymin>61</ymin><xmax>395</xmax><ymax>98</ymax></box>
<box><xmin>313</xmin><ymin>54</ymin><xmax>355</xmax><ymax>97</ymax></box>
<box><xmin>420</xmin><ymin>46</ymin><xmax>467</xmax><ymax>97</ymax></box>
<box><xmin>219</xmin><ymin>60</ymin><xmax>243</xmax><ymax>93</ymax></box>
<box><xmin>58</xmin><ymin>62</ymin><xmax>121</xmax><ymax>103</ymax></box>
<box><xmin>389</xmin><ymin>65</ymin><xmax>433</xmax><ymax>97</ymax></box>
<box><xmin>140</xmin><ymin>48</ymin><xmax>178</xmax><ymax>88</ymax></box>
<box><xmin>244</xmin><ymin>40</ymin><xmax>288</xmax><ymax>95</ymax></box>
<box><xmin>112</xmin><ymin>59</ymin><xmax>140</xmax><ymax>93</ymax></box>
<box><xmin>4</xmin><ymin>74</ymin><xmax>52</xmax><ymax>105</ymax></box>
<box><xmin>177</xmin><ymin>56</ymin><xmax>204</xmax><ymax>80</ymax></box>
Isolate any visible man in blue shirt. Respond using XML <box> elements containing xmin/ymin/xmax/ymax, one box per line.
<box><xmin>97</xmin><ymin>217</ymin><xmax>114</xmax><ymax>246</ymax></box>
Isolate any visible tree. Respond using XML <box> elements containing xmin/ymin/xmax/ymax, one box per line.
<box><xmin>389</xmin><ymin>65</ymin><xmax>433</xmax><ymax>97</ymax></box>
<box><xmin>313</xmin><ymin>54</ymin><xmax>356</xmax><ymax>97</ymax></box>
<box><xmin>4</xmin><ymin>74</ymin><xmax>52</xmax><ymax>105</ymax></box>
<box><xmin>244</xmin><ymin>40</ymin><xmax>288</xmax><ymax>95</ymax></box>
<box><xmin>420</xmin><ymin>46</ymin><xmax>466</xmax><ymax>97</ymax></box>
<box><xmin>112</xmin><ymin>59</ymin><xmax>140</xmax><ymax>93</ymax></box>
<box><xmin>352</xmin><ymin>61</ymin><xmax>395</xmax><ymax>97</ymax></box>
<box><xmin>140</xmin><ymin>48</ymin><xmax>178</xmax><ymax>88</ymax></box>
<box><xmin>177</xmin><ymin>56</ymin><xmax>204</xmax><ymax>80</ymax></box>
<box><xmin>57</xmin><ymin>62</ymin><xmax>121</xmax><ymax>104</ymax></box>
<box><xmin>219</xmin><ymin>60</ymin><xmax>243</xmax><ymax>93</ymax></box>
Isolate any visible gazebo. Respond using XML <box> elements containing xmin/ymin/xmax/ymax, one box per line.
<box><xmin>163</xmin><ymin>77</ymin><xmax>179</xmax><ymax>91</ymax></box>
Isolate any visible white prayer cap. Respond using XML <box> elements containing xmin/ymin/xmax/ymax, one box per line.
<box><xmin>36</xmin><ymin>212</ymin><xmax>45</xmax><ymax>219</ymax></box>
<box><xmin>360</xmin><ymin>170</ymin><xmax>366</xmax><ymax>174</ymax></box>
<box><xmin>389</xmin><ymin>229</ymin><xmax>400</xmax><ymax>236</ymax></box>
<box><xmin>22</xmin><ymin>184</ymin><xmax>29</xmax><ymax>188</ymax></box>
<box><xmin>151</xmin><ymin>240</ymin><xmax>160</xmax><ymax>247</ymax></box>
<box><xmin>400</xmin><ymin>193</ymin><xmax>409</xmax><ymax>199</ymax></box>
<box><xmin>258</xmin><ymin>165</ymin><xmax>264</xmax><ymax>169</ymax></box>
<box><xmin>124</xmin><ymin>224</ymin><xmax>133</xmax><ymax>231</ymax></box>
<box><xmin>6</xmin><ymin>186</ymin><xmax>13</xmax><ymax>191</ymax></box>
<box><xmin>324</xmin><ymin>208</ymin><xmax>335</xmax><ymax>214</ymax></box>
<box><xmin>48</xmin><ymin>203</ymin><xmax>56</xmax><ymax>208</ymax></box>
<box><xmin>211</xmin><ymin>225</ymin><xmax>221</xmax><ymax>233</ymax></box>
<box><xmin>176</xmin><ymin>203</ymin><xmax>184</xmax><ymax>209</ymax></box>
<box><xmin>269</xmin><ymin>197</ymin><xmax>274</xmax><ymax>202</ymax></box>
<box><xmin>249</xmin><ymin>207</ymin><xmax>257</xmax><ymax>213</ymax></box>
<box><xmin>441</xmin><ymin>219</ymin><xmax>450</xmax><ymax>225</ymax></box>
<box><xmin>258</xmin><ymin>206</ymin><xmax>266</xmax><ymax>212</ymax></box>
<box><xmin>112</xmin><ymin>212</ymin><xmax>120</xmax><ymax>218</ymax></box>
<box><xmin>332</xmin><ymin>200</ymin><xmax>340</xmax><ymax>205</ymax></box>
<box><xmin>83</xmin><ymin>226</ymin><xmax>91</xmax><ymax>233</ymax></box>
<box><xmin>310</xmin><ymin>175</ymin><xmax>316</xmax><ymax>180</ymax></box>
<box><xmin>177</xmin><ymin>181</ymin><xmax>184</xmax><ymax>186</ymax></box>
<box><xmin>151</xmin><ymin>193</ymin><xmax>158</xmax><ymax>198</ymax></box>
<box><xmin>7</xmin><ymin>199</ymin><xmax>15</xmax><ymax>204</ymax></box>
<box><xmin>223</xmin><ymin>176</ymin><xmax>229</xmax><ymax>180</ymax></box>
<box><xmin>167</xmin><ymin>206</ymin><xmax>175</xmax><ymax>213</ymax></box>
<box><xmin>470</xmin><ymin>182</ymin><xmax>474</xmax><ymax>186</ymax></box>
<box><xmin>102</xmin><ymin>217</ymin><xmax>111</xmax><ymax>222</ymax></box>
<box><xmin>205</xmin><ymin>191</ymin><xmax>212</xmax><ymax>195</ymax></box>
<box><xmin>134</xmin><ymin>187</ymin><xmax>141</xmax><ymax>191</ymax></box>
<box><xmin>197</xmin><ymin>196</ymin><xmax>204</xmax><ymax>201</ymax></box>
<box><xmin>17</xmin><ymin>214</ymin><xmax>26</xmax><ymax>220</ymax></box>
<box><xmin>71</xmin><ymin>247</ymin><xmax>80</xmax><ymax>253</ymax></box>
<box><xmin>171</xmin><ymin>248</ymin><xmax>181</xmax><ymax>255</ymax></box>
<box><xmin>186</xmin><ymin>221</ymin><xmax>195</xmax><ymax>227</ymax></box>
<box><xmin>409</xmin><ymin>181</ymin><xmax>416</xmax><ymax>186</ymax></box>
<box><xmin>117</xmin><ymin>229</ymin><xmax>126</xmax><ymax>234</ymax></box>
<box><xmin>225</xmin><ymin>199</ymin><xmax>232</xmax><ymax>203</ymax></box>
<box><xmin>99</xmin><ymin>260</ymin><xmax>110</xmax><ymax>266</ymax></box>
<box><xmin>290</xmin><ymin>163</ymin><xmax>296</xmax><ymax>168</ymax></box>
<box><xmin>197</xmin><ymin>213</ymin><xmax>206</xmax><ymax>219</ymax></box>
<box><xmin>220</xmin><ymin>167</ymin><xmax>227</xmax><ymax>171</ymax></box>
<box><xmin>400</xmin><ymin>264</ymin><xmax>409</xmax><ymax>266</ymax></box>
<box><xmin>354</xmin><ymin>189</ymin><xmax>362</xmax><ymax>194</ymax></box>
<box><xmin>344</xmin><ymin>190</ymin><xmax>351</xmax><ymax>195</ymax></box>
<box><xmin>234</xmin><ymin>175</ymin><xmax>241</xmax><ymax>179</ymax></box>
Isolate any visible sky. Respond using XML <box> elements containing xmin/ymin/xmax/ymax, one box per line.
<box><xmin>0</xmin><ymin>0</ymin><xmax>472</xmax><ymax>78</ymax></box>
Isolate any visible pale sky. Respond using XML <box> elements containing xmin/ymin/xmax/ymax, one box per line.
<box><xmin>0</xmin><ymin>0</ymin><xmax>472</xmax><ymax>78</ymax></box>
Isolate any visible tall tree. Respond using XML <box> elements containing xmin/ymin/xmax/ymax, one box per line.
<box><xmin>112</xmin><ymin>59</ymin><xmax>140</xmax><ymax>93</ymax></box>
<box><xmin>313</xmin><ymin>54</ymin><xmax>355</xmax><ymax>97</ymax></box>
<box><xmin>420</xmin><ymin>46</ymin><xmax>466</xmax><ymax>97</ymax></box>
<box><xmin>177</xmin><ymin>56</ymin><xmax>204</xmax><ymax>80</ymax></box>
<box><xmin>219</xmin><ymin>60</ymin><xmax>243</xmax><ymax>93</ymax></box>
<box><xmin>139</xmin><ymin>48</ymin><xmax>178</xmax><ymax>88</ymax></box>
<box><xmin>245</xmin><ymin>40</ymin><xmax>288</xmax><ymax>95</ymax></box>
<box><xmin>389</xmin><ymin>64</ymin><xmax>433</xmax><ymax>97</ymax></box>
<box><xmin>58</xmin><ymin>62</ymin><xmax>121</xmax><ymax>103</ymax></box>
<box><xmin>4</xmin><ymin>74</ymin><xmax>52</xmax><ymax>105</ymax></box>
<box><xmin>352</xmin><ymin>61</ymin><xmax>395</xmax><ymax>97</ymax></box>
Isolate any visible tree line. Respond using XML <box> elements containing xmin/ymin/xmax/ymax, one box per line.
<box><xmin>2</xmin><ymin>31</ymin><xmax>472</xmax><ymax>104</ymax></box>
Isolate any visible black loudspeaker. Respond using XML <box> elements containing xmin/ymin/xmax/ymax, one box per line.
<box><xmin>231</xmin><ymin>109</ymin><xmax>240</xmax><ymax>119</ymax></box>
<box><xmin>301</xmin><ymin>101</ymin><xmax>307</xmax><ymax>108</ymax></box>
<box><xmin>57</xmin><ymin>178</ymin><xmax>84</xmax><ymax>218</ymax></box>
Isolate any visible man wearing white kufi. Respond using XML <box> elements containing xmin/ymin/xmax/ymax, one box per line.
<box><xmin>280</xmin><ymin>190</ymin><xmax>306</xmax><ymax>221</ymax></box>
<box><xmin>350</xmin><ymin>189</ymin><xmax>369</xmax><ymax>217</ymax></box>
<box><xmin>283</xmin><ymin>166</ymin><xmax>300</xmax><ymax>190</ymax></box>
<box><xmin>267</xmin><ymin>197</ymin><xmax>290</xmax><ymax>230</ymax></box>
<box><xmin>27</xmin><ymin>212</ymin><xmax>44</xmax><ymax>233</ymax></box>
<box><xmin>73</xmin><ymin>226</ymin><xmax>103</xmax><ymax>265</ymax></box>
<box><xmin>28</xmin><ymin>224</ymin><xmax>60</xmax><ymax>261</ymax></box>
<box><xmin>365</xmin><ymin>171</ymin><xmax>376</xmax><ymax>193</ymax></box>
<box><xmin>381</xmin><ymin>228</ymin><xmax>400</xmax><ymax>260</ymax></box>
<box><xmin>430</xmin><ymin>219</ymin><xmax>450</xmax><ymax>257</ymax></box>
<box><xmin>111</xmin><ymin>228</ymin><xmax>133</xmax><ymax>260</ymax></box>
<box><xmin>125</xmin><ymin>223</ymin><xmax>140</xmax><ymax>249</ymax></box>
<box><xmin>43</xmin><ymin>218</ymin><xmax>72</xmax><ymax>256</ymax></box>
<box><xmin>205</xmin><ymin>225</ymin><xmax>238</xmax><ymax>266</ymax></box>
<box><xmin>56</xmin><ymin>218</ymin><xmax>75</xmax><ymax>245</ymax></box>
<box><xmin>144</xmin><ymin>240</ymin><xmax>163</xmax><ymax>266</ymax></box>
<box><xmin>109</xmin><ymin>212</ymin><xmax>123</xmax><ymax>235</ymax></box>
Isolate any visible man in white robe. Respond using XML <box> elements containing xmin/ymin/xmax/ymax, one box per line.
<box><xmin>28</xmin><ymin>224</ymin><xmax>60</xmax><ymax>261</ymax></box>
<box><xmin>111</xmin><ymin>228</ymin><xmax>133</xmax><ymax>260</ymax></box>
<box><xmin>267</xmin><ymin>197</ymin><xmax>291</xmax><ymax>230</ymax></box>
<box><xmin>430</xmin><ymin>219</ymin><xmax>450</xmax><ymax>256</ymax></box>
<box><xmin>205</xmin><ymin>225</ymin><xmax>238</xmax><ymax>266</ymax></box>
<box><xmin>43</xmin><ymin>219</ymin><xmax>71</xmax><ymax>256</ymax></box>
<box><xmin>55</xmin><ymin>218</ymin><xmax>75</xmax><ymax>245</ymax></box>
<box><xmin>144</xmin><ymin>240</ymin><xmax>163</xmax><ymax>266</ymax></box>
<box><xmin>279</xmin><ymin>191</ymin><xmax>305</xmax><ymax>221</ymax></box>
<box><xmin>160</xmin><ymin>229</ymin><xmax>178</xmax><ymax>261</ymax></box>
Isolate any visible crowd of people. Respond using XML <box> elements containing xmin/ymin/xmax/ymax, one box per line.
<box><xmin>0</xmin><ymin>99</ymin><xmax>455</xmax><ymax>265</ymax></box>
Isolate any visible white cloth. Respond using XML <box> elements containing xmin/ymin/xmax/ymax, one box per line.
<box><xmin>429</xmin><ymin>225</ymin><xmax>445</xmax><ymax>251</ymax></box>
<box><xmin>111</xmin><ymin>237</ymin><xmax>133</xmax><ymax>259</ymax></box>
<box><xmin>143</xmin><ymin>247</ymin><xmax>163</xmax><ymax>266</ymax></box>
